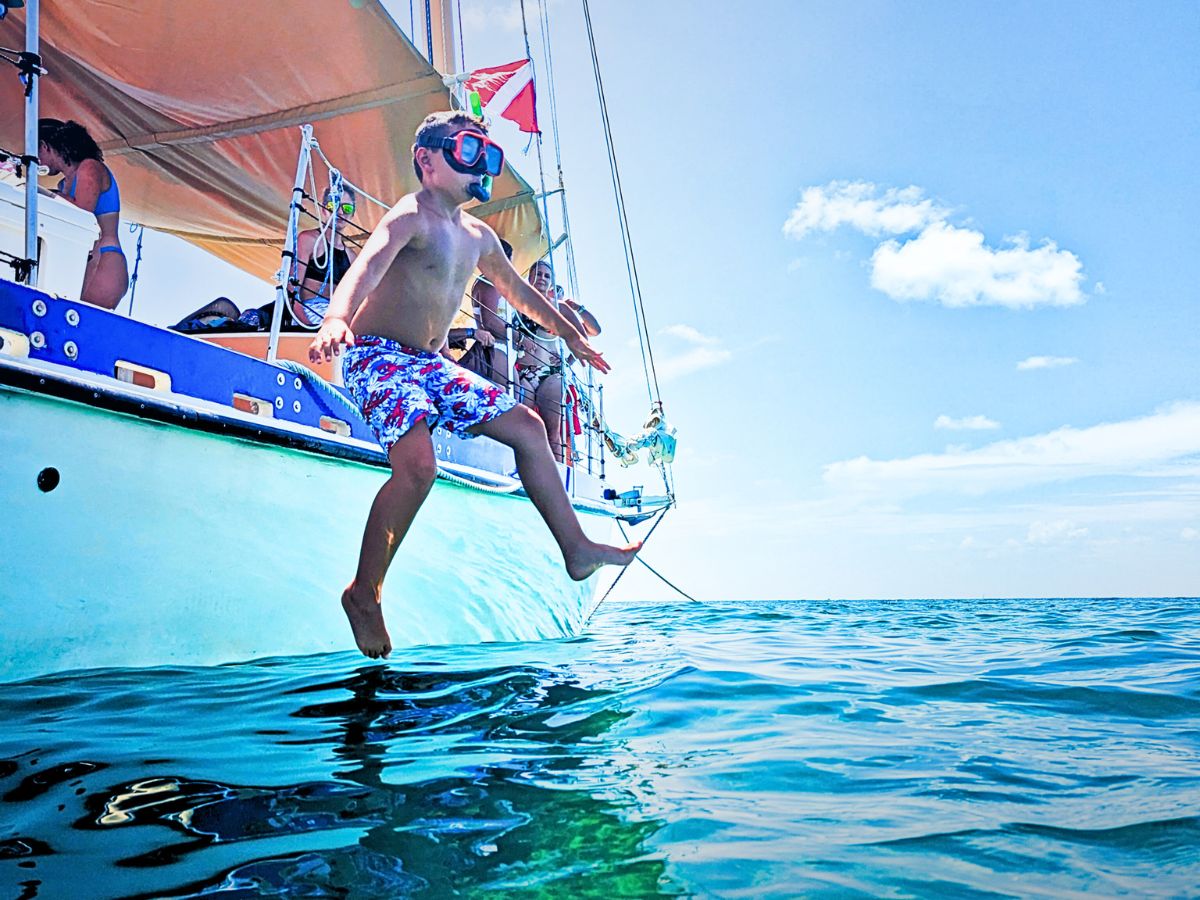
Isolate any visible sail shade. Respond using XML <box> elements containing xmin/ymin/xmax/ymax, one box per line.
<box><xmin>0</xmin><ymin>1</ymin><xmax>547</xmax><ymax>281</ymax></box>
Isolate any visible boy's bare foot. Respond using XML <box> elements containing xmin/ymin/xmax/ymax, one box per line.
<box><xmin>341</xmin><ymin>584</ymin><xmax>392</xmax><ymax>659</ymax></box>
<box><xmin>565</xmin><ymin>540</ymin><xmax>642</xmax><ymax>582</ymax></box>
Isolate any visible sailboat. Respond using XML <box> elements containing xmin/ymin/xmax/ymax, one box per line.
<box><xmin>0</xmin><ymin>0</ymin><xmax>675</xmax><ymax>682</ymax></box>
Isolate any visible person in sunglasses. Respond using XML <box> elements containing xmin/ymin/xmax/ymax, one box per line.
<box><xmin>170</xmin><ymin>186</ymin><xmax>361</xmax><ymax>333</ymax></box>
<box><xmin>292</xmin><ymin>186</ymin><xmax>360</xmax><ymax>327</ymax></box>
<box><xmin>307</xmin><ymin>111</ymin><xmax>640</xmax><ymax>660</ymax></box>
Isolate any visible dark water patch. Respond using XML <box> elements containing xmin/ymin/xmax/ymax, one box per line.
<box><xmin>136</xmin><ymin>848</ymin><xmax>432</xmax><ymax>899</ymax></box>
<box><xmin>1012</xmin><ymin>815</ymin><xmax>1200</xmax><ymax>855</ymax></box>
<box><xmin>3</xmin><ymin>760</ymin><xmax>108</xmax><ymax>803</ymax></box>
<box><xmin>0</xmin><ymin>838</ymin><xmax>52</xmax><ymax>860</ymax></box>
<box><xmin>889</xmin><ymin>678</ymin><xmax>1200</xmax><ymax>719</ymax></box>
<box><xmin>913</xmin><ymin>786</ymin><xmax>1045</xmax><ymax>806</ymax></box>
<box><xmin>1051</xmin><ymin>628</ymin><xmax>1165</xmax><ymax>648</ymax></box>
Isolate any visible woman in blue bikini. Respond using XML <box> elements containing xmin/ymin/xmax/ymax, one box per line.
<box><xmin>38</xmin><ymin>119</ymin><xmax>129</xmax><ymax>309</ymax></box>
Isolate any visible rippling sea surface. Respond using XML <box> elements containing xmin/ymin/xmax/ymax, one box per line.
<box><xmin>2</xmin><ymin>598</ymin><xmax>1198</xmax><ymax>898</ymax></box>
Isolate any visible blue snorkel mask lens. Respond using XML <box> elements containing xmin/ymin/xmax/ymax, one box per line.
<box><xmin>452</xmin><ymin>133</ymin><xmax>504</xmax><ymax>176</ymax></box>
<box><xmin>419</xmin><ymin>131</ymin><xmax>505</xmax><ymax>177</ymax></box>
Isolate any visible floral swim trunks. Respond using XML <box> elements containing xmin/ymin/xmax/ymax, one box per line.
<box><xmin>342</xmin><ymin>334</ymin><xmax>515</xmax><ymax>453</ymax></box>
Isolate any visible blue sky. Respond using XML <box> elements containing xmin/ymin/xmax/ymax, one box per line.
<box><xmin>128</xmin><ymin>1</ymin><xmax>1200</xmax><ymax>600</ymax></box>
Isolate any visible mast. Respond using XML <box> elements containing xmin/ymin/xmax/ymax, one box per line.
<box><xmin>22</xmin><ymin>0</ymin><xmax>41</xmax><ymax>287</ymax></box>
<box><xmin>425</xmin><ymin>0</ymin><xmax>458</xmax><ymax>74</ymax></box>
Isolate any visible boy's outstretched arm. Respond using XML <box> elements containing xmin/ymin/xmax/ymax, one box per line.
<box><xmin>309</xmin><ymin>205</ymin><xmax>419</xmax><ymax>363</ymax></box>
<box><xmin>477</xmin><ymin>230</ymin><xmax>611</xmax><ymax>375</ymax></box>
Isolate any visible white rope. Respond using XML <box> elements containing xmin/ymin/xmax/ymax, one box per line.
<box><xmin>308</xmin><ymin>138</ymin><xmax>392</xmax><ymax>212</ymax></box>
<box><xmin>435</xmin><ymin>467</ymin><xmax>523</xmax><ymax>494</ymax></box>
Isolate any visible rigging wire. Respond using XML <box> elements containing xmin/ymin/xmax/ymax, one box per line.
<box><xmin>519</xmin><ymin>0</ymin><xmax>575</xmax><ymax>461</ymax></box>
<box><xmin>535</xmin><ymin>0</ymin><xmax>576</xmax><ymax>291</ymax></box>
<box><xmin>617</xmin><ymin>517</ymin><xmax>698</xmax><ymax>603</ymax></box>
<box><xmin>517</xmin><ymin>0</ymin><xmax>556</xmax><ymax>283</ymax></box>
<box><xmin>455</xmin><ymin>0</ymin><xmax>466</xmax><ymax>73</ymax></box>
<box><xmin>580</xmin><ymin>0</ymin><xmax>662</xmax><ymax>408</ymax></box>
<box><xmin>598</xmin><ymin>507</ymin><xmax>698</xmax><ymax>604</ymax></box>
<box><xmin>125</xmin><ymin>223</ymin><xmax>145</xmax><ymax>317</ymax></box>
<box><xmin>424</xmin><ymin>0</ymin><xmax>434</xmax><ymax>65</ymax></box>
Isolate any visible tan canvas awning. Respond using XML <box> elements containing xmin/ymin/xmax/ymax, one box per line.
<box><xmin>0</xmin><ymin>0</ymin><xmax>547</xmax><ymax>281</ymax></box>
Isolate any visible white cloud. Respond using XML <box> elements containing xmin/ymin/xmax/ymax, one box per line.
<box><xmin>870</xmin><ymin>222</ymin><xmax>1085</xmax><ymax>309</ymax></box>
<box><xmin>1094</xmin><ymin>282</ymin><xmax>1107</xmax><ymax>294</ymax></box>
<box><xmin>661</xmin><ymin>324</ymin><xmax>719</xmax><ymax>346</ymax></box>
<box><xmin>655</xmin><ymin>346</ymin><xmax>732</xmax><ymax>382</ymax></box>
<box><xmin>458</xmin><ymin>0</ymin><xmax>526</xmax><ymax>32</ymax></box>
<box><xmin>1027</xmin><ymin>520</ymin><xmax>1089</xmax><ymax>544</ymax></box>
<box><xmin>644</xmin><ymin>323</ymin><xmax>733</xmax><ymax>381</ymax></box>
<box><xmin>1182</xmin><ymin>528</ymin><xmax>1200</xmax><ymax>541</ymax></box>
<box><xmin>784</xmin><ymin>181</ymin><xmax>1087</xmax><ymax>310</ymax></box>
<box><xmin>935</xmin><ymin>414</ymin><xmax>1001</xmax><ymax>431</ymax></box>
<box><xmin>783</xmin><ymin>181</ymin><xmax>949</xmax><ymax>240</ymax></box>
<box><xmin>1018</xmin><ymin>355</ymin><xmax>1079</xmax><ymax>371</ymax></box>
<box><xmin>824</xmin><ymin>401</ymin><xmax>1200</xmax><ymax>496</ymax></box>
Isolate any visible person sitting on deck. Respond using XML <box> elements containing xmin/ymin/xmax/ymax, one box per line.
<box><xmin>443</xmin><ymin>238</ymin><xmax>513</xmax><ymax>387</ymax></box>
<box><xmin>514</xmin><ymin>260</ymin><xmax>597</xmax><ymax>463</ymax></box>
<box><xmin>170</xmin><ymin>187</ymin><xmax>361</xmax><ymax>333</ymax></box>
<box><xmin>291</xmin><ymin>186</ymin><xmax>360</xmax><ymax>327</ymax></box>
<box><xmin>38</xmin><ymin>119</ymin><xmax>129</xmax><ymax>310</ymax></box>
<box><xmin>306</xmin><ymin>110</ymin><xmax>639</xmax><ymax>659</ymax></box>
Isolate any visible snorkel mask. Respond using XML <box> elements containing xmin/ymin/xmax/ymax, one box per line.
<box><xmin>417</xmin><ymin>130</ymin><xmax>503</xmax><ymax>202</ymax></box>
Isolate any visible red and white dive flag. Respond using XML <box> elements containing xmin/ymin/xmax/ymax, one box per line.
<box><xmin>464</xmin><ymin>59</ymin><xmax>539</xmax><ymax>135</ymax></box>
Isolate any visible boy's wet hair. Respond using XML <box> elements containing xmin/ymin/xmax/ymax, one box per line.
<box><xmin>412</xmin><ymin>110</ymin><xmax>488</xmax><ymax>182</ymax></box>
<box><xmin>39</xmin><ymin>118</ymin><xmax>104</xmax><ymax>166</ymax></box>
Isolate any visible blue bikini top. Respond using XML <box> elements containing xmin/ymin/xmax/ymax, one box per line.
<box><xmin>60</xmin><ymin>163</ymin><xmax>120</xmax><ymax>217</ymax></box>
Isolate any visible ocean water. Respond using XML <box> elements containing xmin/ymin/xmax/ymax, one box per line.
<box><xmin>1</xmin><ymin>598</ymin><xmax>1198</xmax><ymax>899</ymax></box>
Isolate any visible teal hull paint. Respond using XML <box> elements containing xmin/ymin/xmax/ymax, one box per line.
<box><xmin>1</xmin><ymin>387</ymin><xmax>612</xmax><ymax>681</ymax></box>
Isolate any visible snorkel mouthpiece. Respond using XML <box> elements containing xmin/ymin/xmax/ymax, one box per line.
<box><xmin>467</xmin><ymin>174</ymin><xmax>493</xmax><ymax>203</ymax></box>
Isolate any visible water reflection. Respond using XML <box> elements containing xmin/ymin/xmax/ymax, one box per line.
<box><xmin>6</xmin><ymin>663</ymin><xmax>679</xmax><ymax>898</ymax></box>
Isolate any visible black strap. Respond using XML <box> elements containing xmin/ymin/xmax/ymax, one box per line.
<box><xmin>18</xmin><ymin>51</ymin><xmax>41</xmax><ymax>95</ymax></box>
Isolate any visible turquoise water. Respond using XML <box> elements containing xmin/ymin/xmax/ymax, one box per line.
<box><xmin>1</xmin><ymin>598</ymin><xmax>1198</xmax><ymax>898</ymax></box>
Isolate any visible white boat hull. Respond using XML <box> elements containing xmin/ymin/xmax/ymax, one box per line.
<box><xmin>1</xmin><ymin>386</ymin><xmax>614</xmax><ymax>682</ymax></box>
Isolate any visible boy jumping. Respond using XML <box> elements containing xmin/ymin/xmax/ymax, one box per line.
<box><xmin>309</xmin><ymin>111</ymin><xmax>641</xmax><ymax>659</ymax></box>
